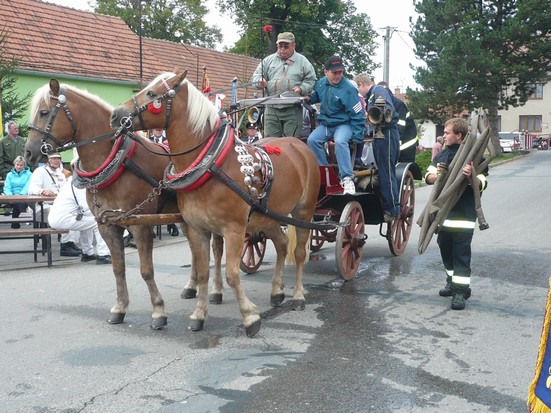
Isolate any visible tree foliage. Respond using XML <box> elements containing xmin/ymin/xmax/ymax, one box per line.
<box><xmin>408</xmin><ymin>0</ymin><xmax>551</xmax><ymax>130</ymax></box>
<box><xmin>0</xmin><ymin>32</ymin><xmax>30</xmax><ymax>134</ymax></box>
<box><xmin>216</xmin><ymin>0</ymin><xmax>379</xmax><ymax>77</ymax></box>
<box><xmin>93</xmin><ymin>0</ymin><xmax>222</xmax><ymax>48</ymax></box>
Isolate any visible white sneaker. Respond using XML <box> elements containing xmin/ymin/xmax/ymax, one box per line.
<box><xmin>341</xmin><ymin>177</ymin><xmax>356</xmax><ymax>195</ymax></box>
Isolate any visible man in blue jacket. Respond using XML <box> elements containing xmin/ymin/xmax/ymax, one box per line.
<box><xmin>306</xmin><ymin>56</ymin><xmax>365</xmax><ymax>195</ymax></box>
<box><xmin>357</xmin><ymin>75</ymin><xmax>400</xmax><ymax>221</ymax></box>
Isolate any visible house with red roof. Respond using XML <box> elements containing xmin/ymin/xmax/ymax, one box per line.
<box><xmin>0</xmin><ymin>0</ymin><xmax>260</xmax><ymax>126</ymax></box>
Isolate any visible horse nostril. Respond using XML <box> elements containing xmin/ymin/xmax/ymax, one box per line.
<box><xmin>110</xmin><ymin>111</ymin><xmax>118</xmax><ymax>122</ymax></box>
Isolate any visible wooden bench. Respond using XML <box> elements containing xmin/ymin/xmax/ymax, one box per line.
<box><xmin>0</xmin><ymin>227</ymin><xmax>69</xmax><ymax>267</ymax></box>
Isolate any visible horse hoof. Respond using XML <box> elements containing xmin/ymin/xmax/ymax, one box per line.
<box><xmin>188</xmin><ymin>319</ymin><xmax>204</xmax><ymax>332</ymax></box>
<box><xmin>245</xmin><ymin>319</ymin><xmax>261</xmax><ymax>338</ymax></box>
<box><xmin>209</xmin><ymin>293</ymin><xmax>223</xmax><ymax>304</ymax></box>
<box><xmin>270</xmin><ymin>293</ymin><xmax>285</xmax><ymax>307</ymax></box>
<box><xmin>151</xmin><ymin>316</ymin><xmax>168</xmax><ymax>330</ymax></box>
<box><xmin>292</xmin><ymin>300</ymin><xmax>305</xmax><ymax>311</ymax></box>
<box><xmin>107</xmin><ymin>313</ymin><xmax>125</xmax><ymax>324</ymax></box>
<box><xmin>181</xmin><ymin>288</ymin><xmax>197</xmax><ymax>299</ymax></box>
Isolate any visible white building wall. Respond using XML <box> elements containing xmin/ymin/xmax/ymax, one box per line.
<box><xmin>498</xmin><ymin>82</ymin><xmax>550</xmax><ymax>135</ymax></box>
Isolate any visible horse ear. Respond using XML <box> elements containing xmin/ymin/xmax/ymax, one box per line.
<box><xmin>50</xmin><ymin>78</ymin><xmax>60</xmax><ymax>96</ymax></box>
<box><xmin>175</xmin><ymin>70</ymin><xmax>187</xmax><ymax>83</ymax></box>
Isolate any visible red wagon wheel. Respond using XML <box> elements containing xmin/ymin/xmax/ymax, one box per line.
<box><xmin>240</xmin><ymin>232</ymin><xmax>267</xmax><ymax>274</ymax></box>
<box><xmin>335</xmin><ymin>201</ymin><xmax>366</xmax><ymax>280</ymax></box>
<box><xmin>388</xmin><ymin>170</ymin><xmax>415</xmax><ymax>256</ymax></box>
<box><xmin>309</xmin><ymin>228</ymin><xmax>326</xmax><ymax>252</ymax></box>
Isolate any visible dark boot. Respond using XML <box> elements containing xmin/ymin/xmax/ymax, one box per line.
<box><xmin>451</xmin><ymin>293</ymin><xmax>466</xmax><ymax>310</ymax></box>
<box><xmin>60</xmin><ymin>242</ymin><xmax>82</xmax><ymax>257</ymax></box>
<box><xmin>168</xmin><ymin>224</ymin><xmax>179</xmax><ymax>236</ymax></box>
<box><xmin>439</xmin><ymin>276</ymin><xmax>453</xmax><ymax>297</ymax></box>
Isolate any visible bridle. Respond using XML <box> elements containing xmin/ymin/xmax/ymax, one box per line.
<box><xmin>119</xmin><ymin>76</ymin><xmax>220</xmax><ymax>157</ymax></box>
<box><xmin>123</xmin><ymin>76</ymin><xmax>181</xmax><ymax>132</ymax></box>
<box><xmin>28</xmin><ymin>87</ymin><xmax>78</xmax><ymax>155</ymax></box>
<box><xmin>28</xmin><ymin>87</ymin><xmax>118</xmax><ymax>155</ymax></box>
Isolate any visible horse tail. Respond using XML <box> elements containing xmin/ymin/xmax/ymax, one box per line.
<box><xmin>285</xmin><ymin>223</ymin><xmax>311</xmax><ymax>266</ymax></box>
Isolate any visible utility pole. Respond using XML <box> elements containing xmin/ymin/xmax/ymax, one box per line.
<box><xmin>382</xmin><ymin>26</ymin><xmax>397</xmax><ymax>85</ymax></box>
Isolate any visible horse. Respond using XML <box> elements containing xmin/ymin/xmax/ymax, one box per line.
<box><xmin>110</xmin><ymin>70</ymin><xmax>321</xmax><ymax>337</ymax></box>
<box><xmin>25</xmin><ymin>79</ymin><xmax>224</xmax><ymax>328</ymax></box>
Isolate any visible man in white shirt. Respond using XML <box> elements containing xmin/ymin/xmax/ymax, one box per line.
<box><xmin>28</xmin><ymin>153</ymin><xmax>82</xmax><ymax>256</ymax></box>
<box><xmin>48</xmin><ymin>176</ymin><xmax>112</xmax><ymax>264</ymax></box>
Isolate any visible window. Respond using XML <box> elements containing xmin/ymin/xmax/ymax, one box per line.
<box><xmin>529</xmin><ymin>83</ymin><xmax>543</xmax><ymax>100</ymax></box>
<box><xmin>519</xmin><ymin>115</ymin><xmax>542</xmax><ymax>132</ymax></box>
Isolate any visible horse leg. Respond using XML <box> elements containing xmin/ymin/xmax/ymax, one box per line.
<box><xmin>186</xmin><ymin>227</ymin><xmax>211</xmax><ymax>332</ymax></box>
<box><xmin>209</xmin><ymin>234</ymin><xmax>224</xmax><ymax>304</ymax></box>
<box><xmin>180</xmin><ymin>222</ymin><xmax>198</xmax><ymax>299</ymax></box>
<box><xmin>132</xmin><ymin>224</ymin><xmax>167</xmax><ymax>329</ymax></box>
<box><xmin>263</xmin><ymin>226</ymin><xmax>288</xmax><ymax>308</ymax></box>
<box><xmin>224</xmin><ymin>232</ymin><xmax>261</xmax><ymax>337</ymax></box>
<box><xmin>99</xmin><ymin>224</ymin><xmax>129</xmax><ymax>324</ymax></box>
<box><xmin>290</xmin><ymin>227</ymin><xmax>310</xmax><ymax>311</ymax></box>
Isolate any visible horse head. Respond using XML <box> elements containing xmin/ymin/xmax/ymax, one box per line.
<box><xmin>110</xmin><ymin>69</ymin><xmax>219</xmax><ymax>138</ymax></box>
<box><xmin>26</xmin><ymin>78</ymin><xmax>114</xmax><ymax>166</ymax></box>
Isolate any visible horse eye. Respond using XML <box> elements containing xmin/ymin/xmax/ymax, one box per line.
<box><xmin>40</xmin><ymin>110</ymin><xmax>49</xmax><ymax>117</ymax></box>
<box><xmin>147</xmin><ymin>91</ymin><xmax>156</xmax><ymax>98</ymax></box>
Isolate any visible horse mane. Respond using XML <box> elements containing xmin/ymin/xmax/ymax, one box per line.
<box><xmin>29</xmin><ymin>82</ymin><xmax>114</xmax><ymax>122</ymax></box>
<box><xmin>153</xmin><ymin>72</ymin><xmax>219</xmax><ymax>135</ymax></box>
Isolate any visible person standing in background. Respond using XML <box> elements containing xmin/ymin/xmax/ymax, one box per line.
<box><xmin>0</xmin><ymin>121</ymin><xmax>26</xmax><ymax>179</ymax></box>
<box><xmin>432</xmin><ymin>136</ymin><xmax>444</xmax><ymax>159</ymax></box>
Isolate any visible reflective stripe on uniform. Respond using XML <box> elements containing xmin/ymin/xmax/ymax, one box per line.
<box><xmin>399</xmin><ymin>136</ymin><xmax>419</xmax><ymax>151</ymax></box>
<box><xmin>397</xmin><ymin>119</ymin><xmax>406</xmax><ymax>127</ymax></box>
<box><xmin>478</xmin><ymin>174</ymin><xmax>487</xmax><ymax>191</ymax></box>
<box><xmin>442</xmin><ymin>219</ymin><xmax>476</xmax><ymax>229</ymax></box>
<box><xmin>425</xmin><ymin>164</ymin><xmax>437</xmax><ymax>180</ymax></box>
<box><xmin>452</xmin><ymin>275</ymin><xmax>470</xmax><ymax>285</ymax></box>
<box><xmin>445</xmin><ymin>269</ymin><xmax>454</xmax><ymax>276</ymax></box>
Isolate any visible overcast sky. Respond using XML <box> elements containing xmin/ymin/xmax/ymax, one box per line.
<box><xmin>45</xmin><ymin>0</ymin><xmax>422</xmax><ymax>90</ymax></box>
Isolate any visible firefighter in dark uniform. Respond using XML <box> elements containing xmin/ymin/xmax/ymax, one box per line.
<box><xmin>377</xmin><ymin>82</ymin><xmax>418</xmax><ymax>163</ymax></box>
<box><xmin>424</xmin><ymin>118</ymin><xmax>488</xmax><ymax>310</ymax></box>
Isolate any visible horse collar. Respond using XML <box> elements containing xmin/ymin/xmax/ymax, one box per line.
<box><xmin>163</xmin><ymin>120</ymin><xmax>232</xmax><ymax>192</ymax></box>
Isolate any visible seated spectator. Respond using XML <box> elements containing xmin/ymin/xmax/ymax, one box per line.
<box><xmin>28</xmin><ymin>153</ymin><xmax>82</xmax><ymax>257</ymax></box>
<box><xmin>48</xmin><ymin>174</ymin><xmax>112</xmax><ymax>265</ymax></box>
<box><xmin>2</xmin><ymin>155</ymin><xmax>32</xmax><ymax>228</ymax></box>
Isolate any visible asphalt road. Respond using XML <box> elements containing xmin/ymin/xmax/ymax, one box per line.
<box><xmin>1</xmin><ymin>150</ymin><xmax>550</xmax><ymax>413</ymax></box>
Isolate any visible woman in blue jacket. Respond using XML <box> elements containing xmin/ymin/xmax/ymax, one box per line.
<box><xmin>2</xmin><ymin>156</ymin><xmax>32</xmax><ymax>228</ymax></box>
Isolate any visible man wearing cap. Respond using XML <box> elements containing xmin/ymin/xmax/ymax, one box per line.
<box><xmin>28</xmin><ymin>153</ymin><xmax>82</xmax><ymax>257</ymax></box>
<box><xmin>306</xmin><ymin>56</ymin><xmax>366</xmax><ymax>195</ymax></box>
<box><xmin>252</xmin><ymin>31</ymin><xmax>316</xmax><ymax>138</ymax></box>
<box><xmin>243</xmin><ymin>122</ymin><xmax>261</xmax><ymax>144</ymax></box>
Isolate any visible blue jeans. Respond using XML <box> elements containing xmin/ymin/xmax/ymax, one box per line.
<box><xmin>372</xmin><ymin>127</ymin><xmax>400</xmax><ymax>215</ymax></box>
<box><xmin>307</xmin><ymin>124</ymin><xmax>353</xmax><ymax>180</ymax></box>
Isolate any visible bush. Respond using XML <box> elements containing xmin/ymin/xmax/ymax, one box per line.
<box><xmin>415</xmin><ymin>149</ymin><xmax>432</xmax><ymax>178</ymax></box>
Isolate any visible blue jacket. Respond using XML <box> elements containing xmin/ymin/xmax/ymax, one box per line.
<box><xmin>365</xmin><ymin>84</ymin><xmax>400</xmax><ymax>135</ymax></box>
<box><xmin>3</xmin><ymin>166</ymin><xmax>32</xmax><ymax>195</ymax></box>
<box><xmin>309</xmin><ymin>77</ymin><xmax>365</xmax><ymax>142</ymax></box>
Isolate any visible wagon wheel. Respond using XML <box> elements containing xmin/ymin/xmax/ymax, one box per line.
<box><xmin>388</xmin><ymin>170</ymin><xmax>415</xmax><ymax>256</ymax></box>
<box><xmin>310</xmin><ymin>228</ymin><xmax>326</xmax><ymax>252</ymax></box>
<box><xmin>335</xmin><ymin>201</ymin><xmax>366</xmax><ymax>280</ymax></box>
<box><xmin>240</xmin><ymin>232</ymin><xmax>267</xmax><ymax>274</ymax></box>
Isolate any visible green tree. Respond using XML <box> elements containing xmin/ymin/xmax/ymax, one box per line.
<box><xmin>408</xmin><ymin>0</ymin><xmax>551</xmax><ymax>137</ymax></box>
<box><xmin>0</xmin><ymin>32</ymin><xmax>30</xmax><ymax>136</ymax></box>
<box><xmin>216</xmin><ymin>0</ymin><xmax>379</xmax><ymax>77</ymax></box>
<box><xmin>92</xmin><ymin>0</ymin><xmax>222</xmax><ymax>48</ymax></box>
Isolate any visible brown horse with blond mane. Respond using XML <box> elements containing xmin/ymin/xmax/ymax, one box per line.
<box><xmin>25</xmin><ymin>79</ymin><xmax>224</xmax><ymax>329</ymax></box>
<box><xmin>110</xmin><ymin>70</ymin><xmax>320</xmax><ymax>337</ymax></box>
